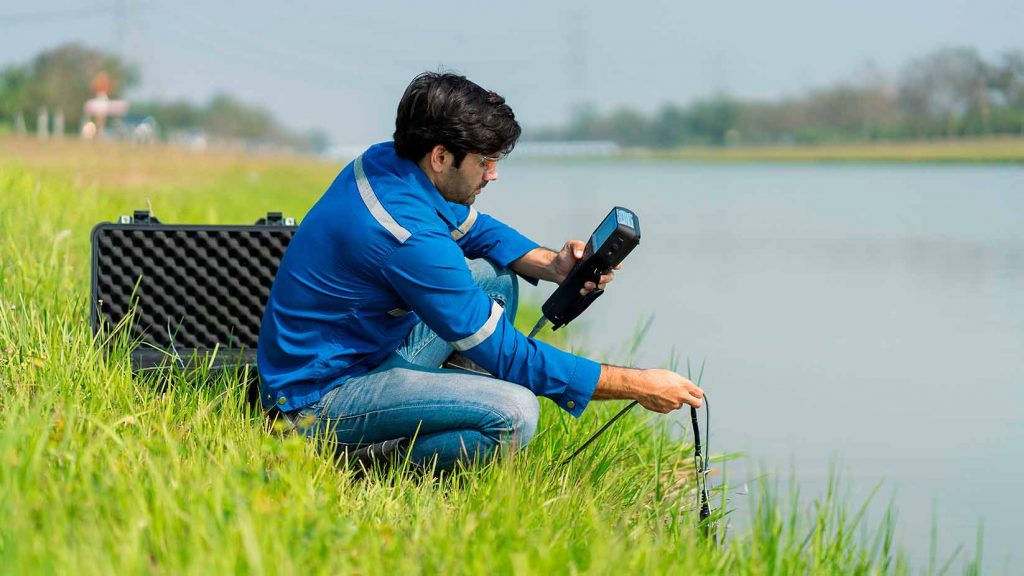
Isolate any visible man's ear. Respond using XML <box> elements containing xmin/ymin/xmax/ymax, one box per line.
<box><xmin>427</xmin><ymin>144</ymin><xmax>450</xmax><ymax>174</ymax></box>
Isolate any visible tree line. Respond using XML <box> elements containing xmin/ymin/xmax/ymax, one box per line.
<box><xmin>534</xmin><ymin>47</ymin><xmax>1024</xmax><ymax>147</ymax></box>
<box><xmin>0</xmin><ymin>43</ymin><xmax>325</xmax><ymax>150</ymax></box>
<box><xmin>4</xmin><ymin>43</ymin><xmax>1021</xmax><ymax>150</ymax></box>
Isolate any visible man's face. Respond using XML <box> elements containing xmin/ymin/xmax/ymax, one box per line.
<box><xmin>436</xmin><ymin>152</ymin><xmax>499</xmax><ymax>206</ymax></box>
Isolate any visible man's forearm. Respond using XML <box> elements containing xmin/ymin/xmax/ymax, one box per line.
<box><xmin>510</xmin><ymin>247</ymin><xmax>558</xmax><ymax>283</ymax></box>
<box><xmin>592</xmin><ymin>365</ymin><xmax>704</xmax><ymax>413</ymax></box>
<box><xmin>592</xmin><ymin>364</ymin><xmax>642</xmax><ymax>400</ymax></box>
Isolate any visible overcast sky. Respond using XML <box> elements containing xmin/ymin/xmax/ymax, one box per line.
<box><xmin>1</xmin><ymin>0</ymin><xmax>1021</xmax><ymax>144</ymax></box>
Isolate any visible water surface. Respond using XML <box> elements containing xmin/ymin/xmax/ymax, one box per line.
<box><xmin>484</xmin><ymin>159</ymin><xmax>1023</xmax><ymax>569</ymax></box>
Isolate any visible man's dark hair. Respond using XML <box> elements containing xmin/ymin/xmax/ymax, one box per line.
<box><xmin>394</xmin><ymin>72</ymin><xmax>521</xmax><ymax>167</ymax></box>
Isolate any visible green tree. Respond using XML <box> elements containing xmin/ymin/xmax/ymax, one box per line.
<box><xmin>605</xmin><ymin>107</ymin><xmax>649</xmax><ymax>146</ymax></box>
<box><xmin>899</xmin><ymin>47</ymin><xmax>990</xmax><ymax>136</ymax></box>
<box><xmin>202</xmin><ymin>93</ymin><xmax>282</xmax><ymax>141</ymax></box>
<box><xmin>0</xmin><ymin>66</ymin><xmax>30</xmax><ymax>124</ymax></box>
<box><xmin>989</xmin><ymin>50</ymin><xmax>1024</xmax><ymax>108</ymax></box>
<box><xmin>564</xmin><ymin>102</ymin><xmax>604</xmax><ymax>141</ymax></box>
<box><xmin>24</xmin><ymin>43</ymin><xmax>137</xmax><ymax>132</ymax></box>
<box><xmin>132</xmin><ymin>99</ymin><xmax>203</xmax><ymax>131</ymax></box>
<box><xmin>687</xmin><ymin>96</ymin><xmax>739</xmax><ymax>146</ymax></box>
<box><xmin>649</xmin><ymin>104</ymin><xmax>690</xmax><ymax>148</ymax></box>
<box><xmin>136</xmin><ymin>93</ymin><xmax>296</xmax><ymax>145</ymax></box>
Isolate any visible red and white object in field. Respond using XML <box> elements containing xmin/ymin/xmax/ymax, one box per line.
<box><xmin>82</xmin><ymin>71</ymin><xmax>130</xmax><ymax>138</ymax></box>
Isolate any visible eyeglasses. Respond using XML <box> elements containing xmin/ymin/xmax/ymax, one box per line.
<box><xmin>478</xmin><ymin>153</ymin><xmax>501</xmax><ymax>174</ymax></box>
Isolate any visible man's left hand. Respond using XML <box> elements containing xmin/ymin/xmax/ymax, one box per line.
<box><xmin>552</xmin><ymin>240</ymin><xmax>621</xmax><ymax>295</ymax></box>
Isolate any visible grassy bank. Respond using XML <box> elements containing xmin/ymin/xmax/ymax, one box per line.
<box><xmin>0</xmin><ymin>140</ymin><xmax>970</xmax><ymax>574</ymax></box>
<box><xmin>632</xmin><ymin>136</ymin><xmax>1024</xmax><ymax>164</ymax></box>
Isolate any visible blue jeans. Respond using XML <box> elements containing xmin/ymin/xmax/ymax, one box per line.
<box><xmin>292</xmin><ymin>258</ymin><xmax>540</xmax><ymax>472</ymax></box>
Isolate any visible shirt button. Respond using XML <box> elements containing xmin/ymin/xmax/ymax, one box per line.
<box><xmin>566</xmin><ymin>401</ymin><xmax>576</xmax><ymax>409</ymax></box>
<box><xmin>278</xmin><ymin>397</ymin><xmax>287</xmax><ymax>406</ymax></box>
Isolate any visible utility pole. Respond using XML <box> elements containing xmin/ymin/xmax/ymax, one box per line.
<box><xmin>710</xmin><ymin>51</ymin><xmax>729</xmax><ymax>96</ymax></box>
<box><xmin>566</xmin><ymin>9</ymin><xmax>590</xmax><ymax>118</ymax></box>
<box><xmin>115</xmin><ymin>0</ymin><xmax>127</xmax><ymax>61</ymax></box>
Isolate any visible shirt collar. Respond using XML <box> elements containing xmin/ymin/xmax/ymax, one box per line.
<box><xmin>372</xmin><ymin>142</ymin><xmax>461</xmax><ymax>230</ymax></box>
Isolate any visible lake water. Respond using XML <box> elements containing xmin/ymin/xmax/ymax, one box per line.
<box><xmin>483</xmin><ymin>159</ymin><xmax>1023</xmax><ymax>570</ymax></box>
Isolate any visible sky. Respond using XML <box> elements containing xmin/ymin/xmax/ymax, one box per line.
<box><xmin>1</xmin><ymin>0</ymin><xmax>1021</xmax><ymax>144</ymax></box>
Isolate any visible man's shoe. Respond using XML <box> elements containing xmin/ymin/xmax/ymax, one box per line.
<box><xmin>345</xmin><ymin>437</ymin><xmax>409</xmax><ymax>465</ymax></box>
<box><xmin>442</xmin><ymin>352</ymin><xmax>491</xmax><ymax>376</ymax></box>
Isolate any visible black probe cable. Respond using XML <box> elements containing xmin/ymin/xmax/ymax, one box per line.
<box><xmin>691</xmin><ymin>396</ymin><xmax>713</xmax><ymax>537</ymax></box>
<box><xmin>531</xmin><ymin>316</ymin><xmax>714</xmax><ymax>531</ymax></box>
<box><xmin>532</xmin><ymin>318</ymin><xmax>710</xmax><ymax>472</ymax></box>
<box><xmin>558</xmin><ymin>400</ymin><xmax>638</xmax><ymax>467</ymax></box>
<box><xmin>529</xmin><ymin>316</ymin><xmax>642</xmax><ymax>467</ymax></box>
<box><xmin>557</xmin><ymin>392</ymin><xmax>714</xmax><ymax>538</ymax></box>
<box><xmin>557</xmin><ymin>395</ymin><xmax>710</xmax><ymax>475</ymax></box>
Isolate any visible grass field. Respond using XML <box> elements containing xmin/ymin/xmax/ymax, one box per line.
<box><xmin>0</xmin><ymin>138</ymin><xmax>977</xmax><ymax>574</ymax></box>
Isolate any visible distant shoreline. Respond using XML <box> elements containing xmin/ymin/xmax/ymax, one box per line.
<box><xmin>3</xmin><ymin>134</ymin><xmax>1022</xmax><ymax>166</ymax></box>
<box><xmin>621</xmin><ymin>136</ymin><xmax>1024</xmax><ymax>164</ymax></box>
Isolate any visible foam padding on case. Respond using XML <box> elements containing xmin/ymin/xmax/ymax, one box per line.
<box><xmin>92</xmin><ymin>226</ymin><xmax>293</xmax><ymax>351</ymax></box>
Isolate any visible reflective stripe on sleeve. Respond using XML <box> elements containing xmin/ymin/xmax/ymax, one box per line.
<box><xmin>354</xmin><ymin>155</ymin><xmax>411</xmax><ymax>243</ymax></box>
<box><xmin>449</xmin><ymin>300</ymin><xmax>503</xmax><ymax>351</ymax></box>
<box><xmin>450</xmin><ymin>206</ymin><xmax>478</xmax><ymax>240</ymax></box>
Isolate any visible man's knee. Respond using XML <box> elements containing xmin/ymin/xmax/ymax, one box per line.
<box><xmin>498</xmin><ymin>385</ymin><xmax>539</xmax><ymax>452</ymax></box>
<box><xmin>418</xmin><ymin>386</ymin><xmax>538</xmax><ymax>472</ymax></box>
<box><xmin>467</xmin><ymin>258</ymin><xmax>519</xmax><ymax>319</ymax></box>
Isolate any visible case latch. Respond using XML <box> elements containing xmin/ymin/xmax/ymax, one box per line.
<box><xmin>256</xmin><ymin>211</ymin><xmax>296</xmax><ymax>226</ymax></box>
<box><xmin>119</xmin><ymin>210</ymin><xmax>162</xmax><ymax>224</ymax></box>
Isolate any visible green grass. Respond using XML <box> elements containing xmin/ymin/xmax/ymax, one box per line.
<box><xmin>0</xmin><ymin>140</ymin><xmax>979</xmax><ymax>574</ymax></box>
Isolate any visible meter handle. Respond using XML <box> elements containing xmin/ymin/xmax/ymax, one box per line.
<box><xmin>560</xmin><ymin>288</ymin><xmax>604</xmax><ymax>329</ymax></box>
<box><xmin>542</xmin><ymin>258</ymin><xmax>608</xmax><ymax>330</ymax></box>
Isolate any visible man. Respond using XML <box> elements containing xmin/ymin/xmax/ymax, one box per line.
<box><xmin>257</xmin><ymin>72</ymin><xmax>702</xmax><ymax>472</ymax></box>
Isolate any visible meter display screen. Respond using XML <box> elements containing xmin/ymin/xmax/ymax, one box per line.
<box><xmin>591</xmin><ymin>208</ymin><xmax>635</xmax><ymax>249</ymax></box>
<box><xmin>591</xmin><ymin>211</ymin><xmax>620</xmax><ymax>250</ymax></box>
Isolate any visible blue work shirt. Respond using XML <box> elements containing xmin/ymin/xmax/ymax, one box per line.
<box><xmin>257</xmin><ymin>142</ymin><xmax>601</xmax><ymax>417</ymax></box>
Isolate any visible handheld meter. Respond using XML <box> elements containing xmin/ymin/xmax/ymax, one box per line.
<box><xmin>535</xmin><ymin>207</ymin><xmax>641</xmax><ymax>334</ymax></box>
<box><xmin>529</xmin><ymin>207</ymin><xmax>713</xmax><ymax>539</ymax></box>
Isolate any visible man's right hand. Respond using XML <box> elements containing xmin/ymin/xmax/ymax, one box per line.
<box><xmin>631</xmin><ymin>368</ymin><xmax>704</xmax><ymax>413</ymax></box>
<box><xmin>593</xmin><ymin>365</ymin><xmax>703</xmax><ymax>414</ymax></box>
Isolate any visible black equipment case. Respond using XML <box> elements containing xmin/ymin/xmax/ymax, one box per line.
<box><xmin>90</xmin><ymin>210</ymin><xmax>297</xmax><ymax>379</ymax></box>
